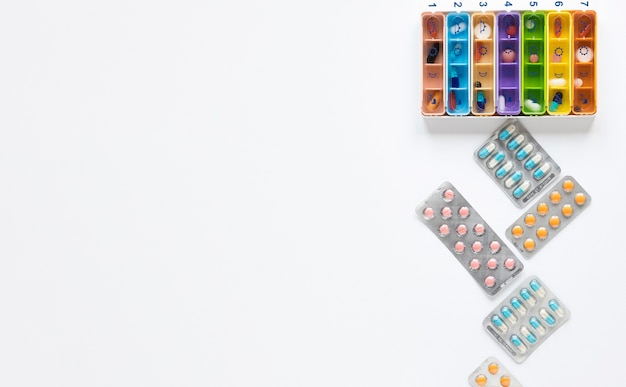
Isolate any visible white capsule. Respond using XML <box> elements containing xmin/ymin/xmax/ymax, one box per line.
<box><xmin>533</xmin><ymin>163</ymin><xmax>552</xmax><ymax>180</ymax></box>
<box><xmin>520</xmin><ymin>288</ymin><xmax>537</xmax><ymax>306</ymax></box>
<box><xmin>516</xmin><ymin>143</ymin><xmax>534</xmax><ymax>160</ymax></box>
<box><xmin>520</xmin><ymin>326</ymin><xmax>538</xmax><ymax>344</ymax></box>
<box><xmin>511</xmin><ymin>297</ymin><xmax>527</xmax><ymax>315</ymax></box>
<box><xmin>549</xmin><ymin>78</ymin><xmax>567</xmax><ymax>87</ymax></box>
<box><xmin>487</xmin><ymin>151</ymin><xmax>505</xmax><ymax>169</ymax></box>
<box><xmin>478</xmin><ymin>142</ymin><xmax>496</xmax><ymax>159</ymax></box>
<box><xmin>510</xmin><ymin>335</ymin><xmax>527</xmax><ymax>353</ymax></box>
<box><xmin>504</xmin><ymin>171</ymin><xmax>523</xmax><ymax>188</ymax></box>
<box><xmin>513</xmin><ymin>181</ymin><xmax>531</xmax><ymax>199</ymax></box>
<box><xmin>495</xmin><ymin>161</ymin><xmax>513</xmax><ymax>179</ymax></box>
<box><xmin>525</xmin><ymin>153</ymin><xmax>543</xmax><ymax>170</ymax></box>
<box><xmin>529</xmin><ymin>317</ymin><xmax>546</xmax><ymax>335</ymax></box>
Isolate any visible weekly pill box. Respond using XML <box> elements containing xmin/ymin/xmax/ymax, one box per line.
<box><xmin>475</xmin><ymin>118</ymin><xmax>561</xmax><ymax>207</ymax></box>
<box><xmin>506</xmin><ymin>175</ymin><xmax>591</xmax><ymax>258</ymax></box>
<box><xmin>484</xmin><ymin>276</ymin><xmax>569</xmax><ymax>363</ymax></box>
<box><xmin>416</xmin><ymin>181</ymin><xmax>523</xmax><ymax>296</ymax></box>
<box><xmin>468</xmin><ymin>356</ymin><xmax>522</xmax><ymax>387</ymax></box>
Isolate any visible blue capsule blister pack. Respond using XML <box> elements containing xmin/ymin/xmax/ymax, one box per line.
<box><xmin>483</xmin><ymin>276</ymin><xmax>570</xmax><ymax>363</ymax></box>
<box><xmin>475</xmin><ymin>119</ymin><xmax>561</xmax><ymax>208</ymax></box>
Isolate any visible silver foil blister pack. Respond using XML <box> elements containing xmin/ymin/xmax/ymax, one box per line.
<box><xmin>506</xmin><ymin>175</ymin><xmax>591</xmax><ymax>258</ymax></box>
<box><xmin>483</xmin><ymin>276</ymin><xmax>570</xmax><ymax>362</ymax></box>
<box><xmin>475</xmin><ymin>119</ymin><xmax>561</xmax><ymax>208</ymax></box>
<box><xmin>467</xmin><ymin>356</ymin><xmax>523</xmax><ymax>387</ymax></box>
<box><xmin>416</xmin><ymin>181</ymin><xmax>523</xmax><ymax>296</ymax></box>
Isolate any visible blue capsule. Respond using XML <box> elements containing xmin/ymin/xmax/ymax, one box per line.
<box><xmin>487</xmin><ymin>151</ymin><xmax>506</xmax><ymax>169</ymax></box>
<box><xmin>520</xmin><ymin>326</ymin><xmax>537</xmax><ymax>344</ymax></box>
<box><xmin>516</xmin><ymin>143</ymin><xmax>534</xmax><ymax>160</ymax></box>
<box><xmin>478</xmin><ymin>142</ymin><xmax>496</xmax><ymax>159</ymax></box>
<box><xmin>520</xmin><ymin>288</ymin><xmax>536</xmax><ymax>305</ymax></box>
<box><xmin>499</xmin><ymin>124</ymin><xmax>517</xmax><ymax>140</ymax></box>
<box><xmin>513</xmin><ymin>181</ymin><xmax>531</xmax><ymax>198</ymax></box>
<box><xmin>501</xmin><ymin>306</ymin><xmax>517</xmax><ymax>324</ymax></box>
<box><xmin>529</xmin><ymin>279</ymin><xmax>545</xmax><ymax>297</ymax></box>
<box><xmin>496</xmin><ymin>161</ymin><xmax>513</xmax><ymax>179</ymax></box>
<box><xmin>504</xmin><ymin>171</ymin><xmax>522</xmax><ymax>189</ymax></box>
<box><xmin>511</xmin><ymin>297</ymin><xmax>527</xmax><ymax>314</ymax></box>
<box><xmin>533</xmin><ymin>163</ymin><xmax>552</xmax><ymax>180</ymax></box>
<box><xmin>492</xmin><ymin>315</ymin><xmax>508</xmax><ymax>333</ymax></box>
<box><xmin>510</xmin><ymin>334</ymin><xmax>527</xmax><ymax>353</ymax></box>
<box><xmin>508</xmin><ymin>134</ymin><xmax>525</xmax><ymax>151</ymax></box>
<box><xmin>540</xmin><ymin>308</ymin><xmax>556</xmax><ymax>326</ymax></box>
<box><xmin>524</xmin><ymin>154</ymin><xmax>543</xmax><ymax>170</ymax></box>
<box><xmin>549</xmin><ymin>299</ymin><xmax>565</xmax><ymax>317</ymax></box>
<box><xmin>529</xmin><ymin>317</ymin><xmax>546</xmax><ymax>335</ymax></box>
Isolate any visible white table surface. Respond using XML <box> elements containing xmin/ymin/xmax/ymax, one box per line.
<box><xmin>1</xmin><ymin>1</ymin><xmax>623</xmax><ymax>386</ymax></box>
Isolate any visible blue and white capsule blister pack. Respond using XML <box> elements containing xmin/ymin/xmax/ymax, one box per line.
<box><xmin>468</xmin><ymin>356</ymin><xmax>522</xmax><ymax>387</ymax></box>
<box><xmin>475</xmin><ymin>119</ymin><xmax>561</xmax><ymax>208</ymax></box>
<box><xmin>483</xmin><ymin>276</ymin><xmax>570</xmax><ymax>363</ymax></box>
<box><xmin>416</xmin><ymin>182</ymin><xmax>524</xmax><ymax>296</ymax></box>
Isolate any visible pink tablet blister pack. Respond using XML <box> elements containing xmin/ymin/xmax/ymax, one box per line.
<box><xmin>416</xmin><ymin>181</ymin><xmax>524</xmax><ymax>296</ymax></box>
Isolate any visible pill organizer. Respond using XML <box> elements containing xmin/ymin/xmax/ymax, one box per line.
<box><xmin>472</xmin><ymin>12</ymin><xmax>496</xmax><ymax>115</ymax></box>
<box><xmin>447</xmin><ymin>12</ymin><xmax>471</xmax><ymax>115</ymax></box>
<box><xmin>546</xmin><ymin>11</ymin><xmax>572</xmax><ymax>115</ymax></box>
<box><xmin>416</xmin><ymin>181</ymin><xmax>523</xmax><ymax>296</ymax></box>
<box><xmin>468</xmin><ymin>356</ymin><xmax>522</xmax><ymax>387</ymax></box>
<box><xmin>475</xmin><ymin>118</ymin><xmax>561</xmax><ymax>207</ymax></box>
<box><xmin>419</xmin><ymin>6</ymin><xmax>597</xmax><ymax>119</ymax></box>
<box><xmin>521</xmin><ymin>11</ymin><xmax>547</xmax><ymax>115</ymax></box>
<box><xmin>484</xmin><ymin>276</ymin><xmax>570</xmax><ymax>363</ymax></box>
<box><xmin>496</xmin><ymin>12</ymin><xmax>521</xmax><ymax>115</ymax></box>
<box><xmin>572</xmin><ymin>10</ymin><xmax>596</xmax><ymax>114</ymax></box>
<box><xmin>422</xmin><ymin>12</ymin><xmax>446</xmax><ymax>115</ymax></box>
<box><xmin>506</xmin><ymin>175</ymin><xmax>591</xmax><ymax>257</ymax></box>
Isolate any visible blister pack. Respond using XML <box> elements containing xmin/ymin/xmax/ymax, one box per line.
<box><xmin>475</xmin><ymin>119</ymin><xmax>561</xmax><ymax>207</ymax></box>
<box><xmin>506</xmin><ymin>176</ymin><xmax>591</xmax><ymax>257</ymax></box>
<box><xmin>468</xmin><ymin>356</ymin><xmax>522</xmax><ymax>387</ymax></box>
<box><xmin>483</xmin><ymin>276</ymin><xmax>570</xmax><ymax>362</ymax></box>
<box><xmin>416</xmin><ymin>182</ymin><xmax>523</xmax><ymax>296</ymax></box>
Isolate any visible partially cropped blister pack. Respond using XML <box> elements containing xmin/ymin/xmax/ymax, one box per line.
<box><xmin>475</xmin><ymin>119</ymin><xmax>561</xmax><ymax>208</ymax></box>
<box><xmin>484</xmin><ymin>276</ymin><xmax>569</xmax><ymax>363</ymax></box>
<box><xmin>468</xmin><ymin>356</ymin><xmax>522</xmax><ymax>387</ymax></box>
<box><xmin>416</xmin><ymin>182</ymin><xmax>523</xmax><ymax>296</ymax></box>
<box><xmin>506</xmin><ymin>176</ymin><xmax>591</xmax><ymax>257</ymax></box>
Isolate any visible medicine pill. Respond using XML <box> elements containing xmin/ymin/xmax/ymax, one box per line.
<box><xmin>484</xmin><ymin>276</ymin><xmax>570</xmax><ymax>362</ymax></box>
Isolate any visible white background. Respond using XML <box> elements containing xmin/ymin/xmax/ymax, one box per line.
<box><xmin>0</xmin><ymin>1</ymin><xmax>624</xmax><ymax>386</ymax></box>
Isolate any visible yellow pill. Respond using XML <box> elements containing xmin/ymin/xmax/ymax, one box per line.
<box><xmin>488</xmin><ymin>362</ymin><xmax>499</xmax><ymax>375</ymax></box>
<box><xmin>537</xmin><ymin>202</ymin><xmax>549</xmax><ymax>216</ymax></box>
<box><xmin>512</xmin><ymin>225</ymin><xmax>524</xmax><ymax>238</ymax></box>
<box><xmin>525</xmin><ymin>214</ymin><xmax>536</xmax><ymax>227</ymax></box>
<box><xmin>550</xmin><ymin>190</ymin><xmax>561</xmax><ymax>204</ymax></box>
<box><xmin>562</xmin><ymin>204</ymin><xmax>573</xmax><ymax>217</ymax></box>
<box><xmin>575</xmin><ymin>193</ymin><xmax>586</xmax><ymax>206</ymax></box>
<box><xmin>500</xmin><ymin>375</ymin><xmax>511</xmax><ymax>387</ymax></box>
<box><xmin>536</xmin><ymin>227</ymin><xmax>548</xmax><ymax>240</ymax></box>
<box><xmin>549</xmin><ymin>215</ymin><xmax>561</xmax><ymax>228</ymax></box>
<box><xmin>475</xmin><ymin>374</ymin><xmax>487</xmax><ymax>386</ymax></box>
<box><xmin>524</xmin><ymin>238</ymin><xmax>535</xmax><ymax>251</ymax></box>
<box><xmin>563</xmin><ymin>179</ymin><xmax>575</xmax><ymax>193</ymax></box>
